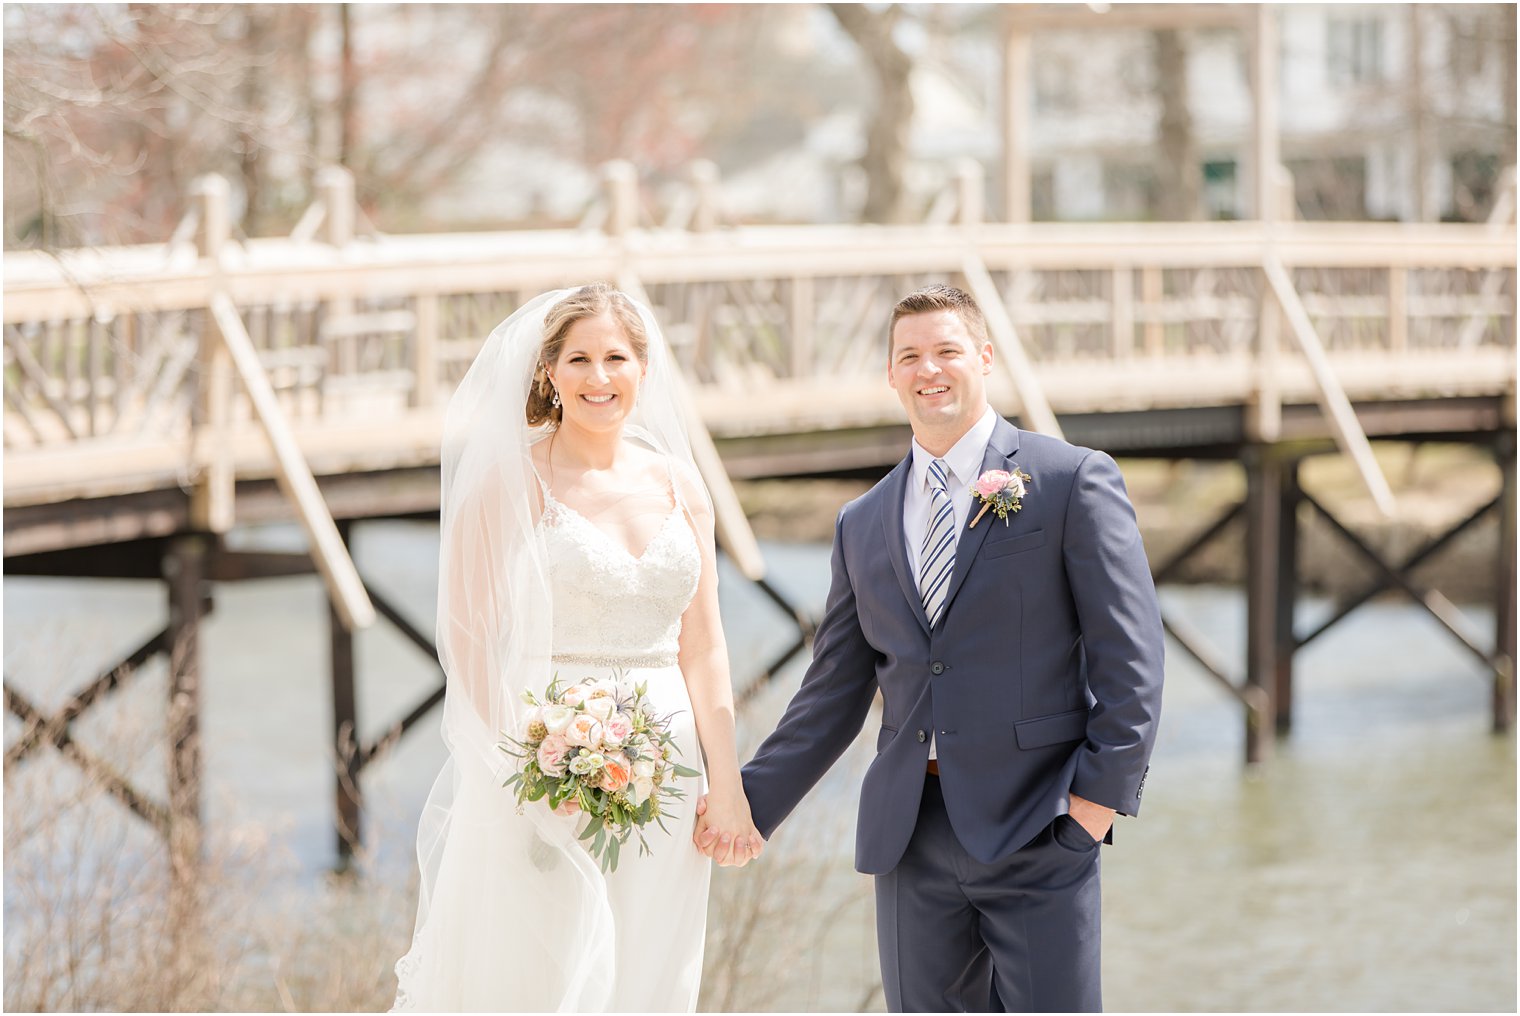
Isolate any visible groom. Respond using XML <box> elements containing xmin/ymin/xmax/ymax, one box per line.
<box><xmin>706</xmin><ymin>284</ymin><xmax>1164</xmax><ymax>1012</ymax></box>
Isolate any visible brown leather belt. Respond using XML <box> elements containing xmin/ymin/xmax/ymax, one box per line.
<box><xmin>926</xmin><ymin>759</ymin><xmax>940</xmax><ymax>776</ymax></box>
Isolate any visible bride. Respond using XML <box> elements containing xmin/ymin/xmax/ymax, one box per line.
<box><xmin>392</xmin><ymin>284</ymin><xmax>763</xmax><ymax>1012</ymax></box>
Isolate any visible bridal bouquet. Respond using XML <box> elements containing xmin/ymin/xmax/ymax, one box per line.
<box><xmin>500</xmin><ymin>674</ymin><xmax>700</xmax><ymax>872</ymax></box>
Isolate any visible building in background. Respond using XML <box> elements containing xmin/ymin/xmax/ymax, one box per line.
<box><xmin>4</xmin><ymin>3</ymin><xmax>1513</xmax><ymax>245</ymax></box>
<box><xmin>1015</xmin><ymin>3</ymin><xmax>1513</xmax><ymax>222</ymax></box>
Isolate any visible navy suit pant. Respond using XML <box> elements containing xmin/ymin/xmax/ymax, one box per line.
<box><xmin>874</xmin><ymin>776</ymin><xmax>1102</xmax><ymax>1013</ymax></box>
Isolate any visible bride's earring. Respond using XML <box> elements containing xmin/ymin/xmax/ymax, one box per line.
<box><xmin>551</xmin><ymin>386</ymin><xmax>561</xmax><ymax>409</ymax></box>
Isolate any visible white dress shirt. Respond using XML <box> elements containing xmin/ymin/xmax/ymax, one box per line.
<box><xmin>903</xmin><ymin>406</ymin><xmax>999</xmax><ymax>577</ymax></box>
<box><xmin>902</xmin><ymin>406</ymin><xmax>998</xmax><ymax>761</ymax></box>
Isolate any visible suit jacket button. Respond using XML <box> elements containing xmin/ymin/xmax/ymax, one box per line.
<box><xmin>930</xmin><ymin>661</ymin><xmax>945</xmax><ymax>675</ymax></box>
<box><xmin>916</xmin><ymin>729</ymin><xmax>927</xmax><ymax>742</ymax></box>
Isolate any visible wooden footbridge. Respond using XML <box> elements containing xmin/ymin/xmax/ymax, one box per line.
<box><xmin>5</xmin><ymin>164</ymin><xmax>1515</xmax><ymax>872</ymax></box>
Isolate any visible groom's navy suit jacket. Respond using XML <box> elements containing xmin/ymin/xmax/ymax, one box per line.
<box><xmin>742</xmin><ymin>416</ymin><xmax>1164</xmax><ymax>875</ymax></box>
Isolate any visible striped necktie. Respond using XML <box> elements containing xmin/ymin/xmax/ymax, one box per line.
<box><xmin>918</xmin><ymin>458</ymin><xmax>956</xmax><ymax>627</ymax></box>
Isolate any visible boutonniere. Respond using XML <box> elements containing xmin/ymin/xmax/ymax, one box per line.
<box><xmin>968</xmin><ymin>467</ymin><xmax>1032</xmax><ymax>528</ymax></box>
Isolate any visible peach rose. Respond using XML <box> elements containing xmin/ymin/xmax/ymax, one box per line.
<box><xmin>554</xmin><ymin>797</ymin><xmax>581</xmax><ymax>817</ymax></box>
<box><xmin>564</xmin><ymin>713</ymin><xmax>605</xmax><ymax>748</ymax></box>
<box><xmin>599</xmin><ymin>754</ymin><xmax>632</xmax><ymax>793</ymax></box>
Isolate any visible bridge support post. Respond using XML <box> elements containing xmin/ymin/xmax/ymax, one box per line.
<box><xmin>164</xmin><ymin>533</ymin><xmax>208</xmax><ymax>975</ymax></box>
<box><xmin>604</xmin><ymin>161</ymin><xmax>638</xmax><ymax>238</ymax></box>
<box><xmin>330</xmin><ymin>519</ymin><xmax>363</xmax><ymax>869</ymax></box>
<box><xmin>1496</xmin><ymin>432</ymin><xmax>1516</xmax><ymax>733</ymax></box>
<box><xmin>1243</xmin><ymin>445</ymin><xmax>1282</xmax><ymax>764</ymax></box>
<box><xmin>1274</xmin><ymin>457</ymin><xmax>1301</xmax><ymax>736</ymax></box>
<box><xmin>1000</xmin><ymin>17</ymin><xmax>1030</xmax><ymax>223</ymax></box>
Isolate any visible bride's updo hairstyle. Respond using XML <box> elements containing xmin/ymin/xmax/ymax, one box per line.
<box><xmin>526</xmin><ymin>282</ymin><xmax>650</xmax><ymax>427</ymax></box>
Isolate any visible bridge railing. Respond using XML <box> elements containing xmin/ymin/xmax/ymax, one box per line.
<box><xmin>4</xmin><ymin>201</ymin><xmax>1515</xmax><ymax>504</ymax></box>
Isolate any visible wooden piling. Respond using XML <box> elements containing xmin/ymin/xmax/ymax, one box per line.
<box><xmin>1274</xmin><ymin>457</ymin><xmax>1301</xmax><ymax>735</ymax></box>
<box><xmin>1243</xmin><ymin>445</ymin><xmax>1280</xmax><ymax>764</ymax></box>
<box><xmin>1496</xmin><ymin>431</ymin><xmax>1516</xmax><ymax>733</ymax></box>
<box><xmin>164</xmin><ymin>534</ymin><xmax>208</xmax><ymax>967</ymax></box>
<box><xmin>331</xmin><ymin>519</ymin><xmax>362</xmax><ymax>867</ymax></box>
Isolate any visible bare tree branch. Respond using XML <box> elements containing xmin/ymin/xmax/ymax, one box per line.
<box><xmin>828</xmin><ymin>2</ymin><xmax>915</xmax><ymax>223</ymax></box>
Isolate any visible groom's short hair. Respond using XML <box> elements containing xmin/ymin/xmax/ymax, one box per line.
<box><xmin>888</xmin><ymin>284</ymin><xmax>989</xmax><ymax>354</ymax></box>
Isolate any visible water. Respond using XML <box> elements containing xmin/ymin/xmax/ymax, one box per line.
<box><xmin>3</xmin><ymin>522</ymin><xmax>1514</xmax><ymax>1011</ymax></box>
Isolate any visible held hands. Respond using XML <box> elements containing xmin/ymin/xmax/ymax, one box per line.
<box><xmin>692</xmin><ymin>791</ymin><xmax>765</xmax><ymax>867</ymax></box>
<box><xmin>1068</xmin><ymin>791</ymin><xmax>1115</xmax><ymax>843</ymax></box>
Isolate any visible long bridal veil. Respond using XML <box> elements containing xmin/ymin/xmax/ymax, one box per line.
<box><xmin>392</xmin><ymin>287</ymin><xmax>705</xmax><ymax>1011</ymax></box>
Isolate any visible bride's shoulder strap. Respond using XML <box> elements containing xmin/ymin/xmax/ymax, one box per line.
<box><xmin>525</xmin><ymin>444</ymin><xmax>552</xmax><ymax>517</ymax></box>
<box><xmin>664</xmin><ymin>454</ymin><xmax>712</xmax><ymax>531</ymax></box>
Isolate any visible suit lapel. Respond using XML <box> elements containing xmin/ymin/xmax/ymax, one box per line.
<box><xmin>880</xmin><ymin>455</ymin><xmax>932</xmax><ymax>636</ymax></box>
<box><xmin>938</xmin><ymin>417</ymin><xmax>1023</xmax><ymax>623</ymax></box>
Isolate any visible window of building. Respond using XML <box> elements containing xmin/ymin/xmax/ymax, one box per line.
<box><xmin>1033</xmin><ymin>53</ymin><xmax>1077</xmax><ymax>114</ymax></box>
<box><xmin>1443</xmin><ymin>9</ymin><xmax>1494</xmax><ymax>79</ymax></box>
<box><xmin>1327</xmin><ymin>16</ymin><xmax>1385</xmax><ymax>85</ymax></box>
<box><xmin>1031</xmin><ymin>167</ymin><xmax>1056</xmax><ymax>220</ymax></box>
<box><xmin>1103</xmin><ymin>161</ymin><xmax>1158</xmax><ymax>221</ymax></box>
<box><xmin>1202</xmin><ymin>160</ymin><xmax>1238</xmax><ymax>220</ymax></box>
<box><xmin>1286</xmin><ymin>156</ymin><xmax>1368</xmax><ymax>220</ymax></box>
<box><xmin>1449</xmin><ymin>151</ymin><xmax>1499</xmax><ymax>223</ymax></box>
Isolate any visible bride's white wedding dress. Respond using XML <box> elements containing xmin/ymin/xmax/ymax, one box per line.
<box><xmin>536</xmin><ymin>483</ymin><xmax>712</xmax><ymax>1008</ymax></box>
<box><xmin>393</xmin><ymin>476</ymin><xmax>711</xmax><ymax>1012</ymax></box>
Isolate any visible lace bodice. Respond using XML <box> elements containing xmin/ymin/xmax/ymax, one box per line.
<box><xmin>539</xmin><ymin>491</ymin><xmax>701</xmax><ymax>668</ymax></box>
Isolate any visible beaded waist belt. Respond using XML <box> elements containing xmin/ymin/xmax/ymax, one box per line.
<box><xmin>551</xmin><ymin>652</ymin><xmax>678</xmax><ymax>670</ymax></box>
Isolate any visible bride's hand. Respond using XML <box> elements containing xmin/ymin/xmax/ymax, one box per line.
<box><xmin>693</xmin><ymin>792</ymin><xmax>765</xmax><ymax>867</ymax></box>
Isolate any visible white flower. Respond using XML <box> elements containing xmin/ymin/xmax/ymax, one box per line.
<box><xmin>629</xmin><ymin>776</ymin><xmax>655</xmax><ymax>806</ymax></box>
<box><xmin>541</xmin><ymin>704</ymin><xmax>574</xmax><ymax>734</ymax></box>
<box><xmin>584</xmin><ymin>696</ymin><xmax>615</xmax><ymax>722</ymax></box>
<box><xmin>568</xmin><ymin>751</ymin><xmax>605</xmax><ymax>776</ymax></box>
<box><xmin>632</xmin><ymin>758</ymin><xmax>656</xmax><ymax>780</ymax></box>
<box><xmin>519</xmin><ymin>706</ymin><xmax>544</xmax><ymax>737</ymax></box>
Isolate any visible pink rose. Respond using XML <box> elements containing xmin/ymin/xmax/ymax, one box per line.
<box><xmin>973</xmin><ymin>470</ymin><xmax>1013</xmax><ymax>498</ymax></box>
<box><xmin>561</xmin><ymin>686</ymin><xmax>588</xmax><ymax>708</ymax></box>
<box><xmin>564</xmin><ymin>713</ymin><xmax>605</xmax><ymax>748</ymax></box>
<box><xmin>537</xmin><ymin>733</ymin><xmax>571</xmax><ymax>777</ymax></box>
<box><xmin>554</xmin><ymin>797</ymin><xmax>581</xmax><ymax>817</ymax></box>
<box><xmin>603</xmin><ymin>712</ymin><xmax>634</xmax><ymax>743</ymax></box>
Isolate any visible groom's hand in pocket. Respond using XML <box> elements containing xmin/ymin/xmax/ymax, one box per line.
<box><xmin>1067</xmin><ymin>792</ymin><xmax>1115</xmax><ymax>843</ymax></box>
